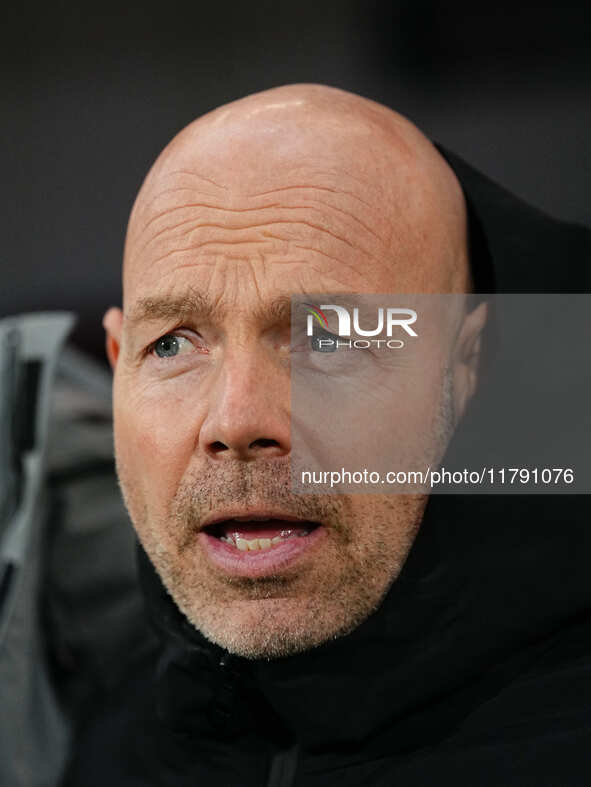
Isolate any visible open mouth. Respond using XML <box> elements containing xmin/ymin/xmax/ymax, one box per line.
<box><xmin>199</xmin><ymin>511</ymin><xmax>326</xmax><ymax>577</ymax></box>
<box><xmin>203</xmin><ymin>516</ymin><xmax>321</xmax><ymax>553</ymax></box>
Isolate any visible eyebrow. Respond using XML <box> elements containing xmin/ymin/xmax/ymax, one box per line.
<box><xmin>127</xmin><ymin>291</ymin><xmax>215</xmax><ymax>325</ymax></box>
<box><xmin>126</xmin><ymin>290</ymin><xmax>294</xmax><ymax>327</ymax></box>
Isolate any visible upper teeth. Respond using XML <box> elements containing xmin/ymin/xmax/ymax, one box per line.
<box><xmin>220</xmin><ymin>529</ymin><xmax>310</xmax><ymax>551</ymax></box>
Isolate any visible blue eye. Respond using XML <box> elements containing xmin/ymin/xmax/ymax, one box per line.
<box><xmin>153</xmin><ymin>334</ymin><xmax>193</xmax><ymax>358</ymax></box>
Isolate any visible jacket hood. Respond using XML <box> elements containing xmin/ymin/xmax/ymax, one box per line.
<box><xmin>136</xmin><ymin>148</ymin><xmax>591</xmax><ymax>763</ymax></box>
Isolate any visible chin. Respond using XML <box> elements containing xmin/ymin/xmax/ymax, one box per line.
<box><xmin>182</xmin><ymin>595</ymin><xmax>355</xmax><ymax>660</ymax></box>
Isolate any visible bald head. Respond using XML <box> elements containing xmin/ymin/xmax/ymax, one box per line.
<box><xmin>123</xmin><ymin>84</ymin><xmax>470</xmax><ymax>299</ymax></box>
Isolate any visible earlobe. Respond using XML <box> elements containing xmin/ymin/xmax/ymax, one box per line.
<box><xmin>103</xmin><ymin>307</ymin><xmax>124</xmax><ymax>370</ymax></box>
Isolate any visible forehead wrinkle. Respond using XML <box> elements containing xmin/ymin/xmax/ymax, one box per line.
<box><xmin>133</xmin><ymin>170</ymin><xmax>380</xmax><ymax>245</ymax></box>
<box><xmin>133</xmin><ymin>190</ymin><xmax>385</xmax><ymax>270</ymax></box>
<box><xmin>138</xmin><ymin>188</ymin><xmax>282</xmax><ymax>221</ymax></box>
<box><xmin>287</xmin><ymin>199</ymin><xmax>387</xmax><ymax>246</ymax></box>
<box><xmin>137</xmin><ymin>197</ymin><xmax>284</xmax><ymax>240</ymax></box>
<box><xmin>136</xmin><ymin>189</ymin><xmax>386</xmax><ymax>263</ymax></box>
<box><xmin>130</xmin><ymin>209</ymin><xmax>280</xmax><ymax>272</ymax></box>
<box><xmin>133</xmin><ymin>216</ymin><xmax>380</xmax><ymax>277</ymax></box>
<box><xmin>127</xmin><ymin>181</ymin><xmax>387</xmax><ymax>280</ymax></box>
<box><xmin>164</xmin><ymin>169</ymin><xmax>229</xmax><ymax>191</ymax></box>
<box><xmin>246</xmin><ymin>184</ymin><xmax>374</xmax><ymax>211</ymax></box>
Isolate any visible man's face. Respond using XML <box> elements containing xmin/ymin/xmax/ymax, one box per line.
<box><xmin>107</xmin><ymin>89</ymin><xmax>471</xmax><ymax>658</ymax></box>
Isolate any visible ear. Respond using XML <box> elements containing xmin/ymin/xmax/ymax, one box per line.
<box><xmin>452</xmin><ymin>301</ymin><xmax>488</xmax><ymax>422</ymax></box>
<box><xmin>103</xmin><ymin>307</ymin><xmax>124</xmax><ymax>370</ymax></box>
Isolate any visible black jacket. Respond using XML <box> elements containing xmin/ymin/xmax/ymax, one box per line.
<box><xmin>63</xmin><ymin>151</ymin><xmax>591</xmax><ymax>787</ymax></box>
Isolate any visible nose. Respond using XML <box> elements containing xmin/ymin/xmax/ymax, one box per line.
<box><xmin>199</xmin><ymin>348</ymin><xmax>290</xmax><ymax>461</ymax></box>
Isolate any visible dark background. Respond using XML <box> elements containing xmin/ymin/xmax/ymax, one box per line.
<box><xmin>13</xmin><ymin>0</ymin><xmax>591</xmax><ymax>361</ymax></box>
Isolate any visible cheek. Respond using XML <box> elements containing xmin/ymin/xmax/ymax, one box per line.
<box><xmin>113</xmin><ymin>376</ymin><xmax>201</xmax><ymax>518</ymax></box>
<box><xmin>347</xmin><ymin>495</ymin><xmax>424</xmax><ymax>556</ymax></box>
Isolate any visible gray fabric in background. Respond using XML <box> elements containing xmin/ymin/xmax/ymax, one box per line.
<box><xmin>0</xmin><ymin>313</ymin><xmax>75</xmax><ymax>787</ymax></box>
<box><xmin>45</xmin><ymin>345</ymin><xmax>154</xmax><ymax>717</ymax></box>
<box><xmin>0</xmin><ymin>315</ymin><xmax>151</xmax><ymax>787</ymax></box>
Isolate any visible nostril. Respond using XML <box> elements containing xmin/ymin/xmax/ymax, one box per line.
<box><xmin>249</xmin><ymin>438</ymin><xmax>280</xmax><ymax>450</ymax></box>
<box><xmin>206</xmin><ymin>437</ymin><xmax>284</xmax><ymax>458</ymax></box>
<box><xmin>209</xmin><ymin>440</ymin><xmax>229</xmax><ymax>454</ymax></box>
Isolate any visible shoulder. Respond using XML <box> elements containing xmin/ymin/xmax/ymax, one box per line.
<box><xmin>392</xmin><ymin>615</ymin><xmax>591</xmax><ymax>787</ymax></box>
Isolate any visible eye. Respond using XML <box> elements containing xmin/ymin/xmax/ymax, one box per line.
<box><xmin>309</xmin><ymin>328</ymin><xmax>339</xmax><ymax>353</ymax></box>
<box><xmin>153</xmin><ymin>333</ymin><xmax>197</xmax><ymax>359</ymax></box>
<box><xmin>290</xmin><ymin>327</ymin><xmax>340</xmax><ymax>353</ymax></box>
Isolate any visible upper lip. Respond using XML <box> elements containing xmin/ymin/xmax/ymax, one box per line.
<box><xmin>200</xmin><ymin>509</ymin><xmax>317</xmax><ymax>531</ymax></box>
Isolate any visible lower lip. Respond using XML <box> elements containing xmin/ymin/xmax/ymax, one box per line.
<box><xmin>198</xmin><ymin>526</ymin><xmax>325</xmax><ymax>578</ymax></box>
